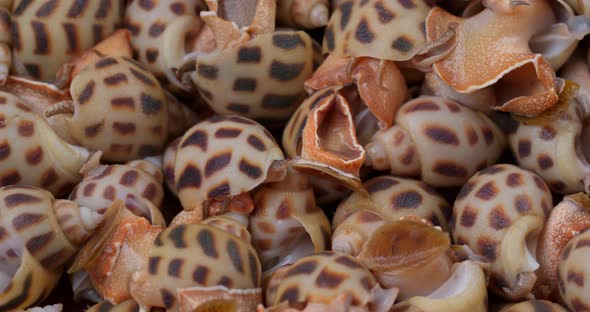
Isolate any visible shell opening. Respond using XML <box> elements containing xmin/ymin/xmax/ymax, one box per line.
<box><xmin>426</xmin><ymin>260</ymin><xmax>471</xmax><ymax>299</ymax></box>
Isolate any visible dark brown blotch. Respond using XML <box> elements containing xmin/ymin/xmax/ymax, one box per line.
<box><xmin>270</xmin><ymin>61</ymin><xmax>305</xmax><ymax>81</ymax></box>
<box><xmin>103</xmin><ymin>73</ymin><xmax>128</xmax><ymax>86</ymax></box>
<box><xmin>433</xmin><ymin>161</ymin><xmax>468</xmax><ymax>178</ymax></box>
<box><xmin>148</xmin><ymin>22</ymin><xmax>166</xmax><ymax>37</ymax></box>
<box><xmin>355</xmin><ymin>18</ymin><xmax>374</xmax><ymax>43</ymax></box>
<box><xmin>168</xmin><ymin>258</ymin><xmax>183</xmax><ymax>278</ymax></box>
<box><xmin>423</xmin><ymin>125</ymin><xmax>460</xmax><ymax>145</ymax></box>
<box><xmin>517</xmin><ymin>139</ymin><xmax>532</xmax><ymax>158</ymax></box>
<box><xmin>392</xmin><ymin>36</ymin><xmax>413</xmax><ymax>53</ymax></box>
<box><xmin>477</xmin><ymin>237</ymin><xmax>497</xmax><ymax>261</ymax></box>
<box><xmin>392</xmin><ymin>190</ymin><xmax>423</xmax><ymax>209</ymax></box>
<box><xmin>17</xmin><ymin>120</ymin><xmax>34</xmax><ymax>137</ymax></box>
<box><xmin>239</xmin><ymin>159</ymin><xmax>262</xmax><ymax>179</ymax></box>
<box><xmin>13</xmin><ymin>213</ymin><xmax>46</xmax><ymax>231</ymax></box>
<box><xmin>182</xmin><ymin>129</ymin><xmax>208</xmax><ymax>151</ymax></box>
<box><xmin>339</xmin><ymin>1</ymin><xmax>354</xmax><ymax>30</ymax></box>
<box><xmin>214</xmin><ymin>128</ymin><xmax>242</xmax><ymax>138</ymax></box>
<box><xmin>366</xmin><ymin>177</ymin><xmax>399</xmax><ymax>194</ymax></box>
<box><xmin>5</xmin><ymin>193</ymin><xmax>40</xmax><ymax>208</ymax></box>
<box><xmin>247</xmin><ymin>135</ymin><xmax>266</xmax><ymax>151</ymax></box>
<box><xmin>514</xmin><ymin>195</ymin><xmax>532</xmax><ymax>213</ymax></box>
<box><xmin>112</xmin><ymin>122</ymin><xmax>136</xmax><ymax>135</ymax></box>
<box><xmin>316</xmin><ymin>268</ymin><xmax>348</xmax><ymax>288</ymax></box>
<box><xmin>227</xmin><ymin>239</ymin><xmax>244</xmax><ymax>273</ymax></box>
<box><xmin>475</xmin><ymin>181</ymin><xmax>498</xmax><ymax>200</ymax></box>
<box><xmin>272</xmin><ymin>33</ymin><xmax>305</xmax><ymax>50</ymax></box>
<box><xmin>538</xmin><ymin>154</ymin><xmax>554</xmax><ymax>170</ymax></box>
<box><xmin>140</xmin><ymin>93</ymin><xmax>163</xmax><ymax>114</ymax></box>
<box><xmin>375</xmin><ymin>1</ymin><xmax>395</xmax><ymax>23</ymax></box>
<box><xmin>176</xmin><ymin>165</ymin><xmax>202</xmax><ymax>189</ymax></box>
<box><xmin>193</xmin><ymin>265</ymin><xmax>209</xmax><ymax>284</ymax></box>
<box><xmin>205</xmin><ymin>153</ymin><xmax>232</xmax><ymax>177</ymax></box>
<box><xmin>459</xmin><ymin>205</ymin><xmax>478</xmax><ymax>227</ymax></box>
<box><xmin>232</xmin><ymin>78</ymin><xmax>257</xmax><ymax>92</ymax></box>
<box><xmin>489</xmin><ymin>206</ymin><xmax>511</xmax><ymax>230</ymax></box>
<box><xmin>148</xmin><ymin>256</ymin><xmax>161</xmax><ymax>274</ymax></box>
<box><xmin>207</xmin><ymin>182</ymin><xmax>230</xmax><ymax>198</ymax></box>
<box><xmin>197</xmin><ymin>228</ymin><xmax>218</xmax><ymax>258</ymax></box>
<box><xmin>78</xmin><ymin>81</ymin><xmax>96</xmax><ymax>105</ymax></box>
<box><xmin>506</xmin><ymin>173</ymin><xmax>523</xmax><ymax>187</ymax></box>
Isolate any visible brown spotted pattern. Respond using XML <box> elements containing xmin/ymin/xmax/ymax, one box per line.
<box><xmin>558</xmin><ymin>229</ymin><xmax>590</xmax><ymax>312</ymax></box>
<box><xmin>0</xmin><ymin>186</ymin><xmax>91</xmax><ymax>271</ymax></box>
<box><xmin>9</xmin><ymin>0</ymin><xmax>123</xmax><ymax>81</ymax></box>
<box><xmin>191</xmin><ymin>31</ymin><xmax>314</xmax><ymax>120</ymax></box>
<box><xmin>0</xmin><ymin>91</ymin><xmax>87</xmax><ymax>196</ymax></box>
<box><xmin>125</xmin><ymin>0</ymin><xmax>206</xmax><ymax>90</ymax></box>
<box><xmin>64</xmin><ymin>56</ymin><xmax>168</xmax><ymax>162</ymax></box>
<box><xmin>333</xmin><ymin>176</ymin><xmax>451</xmax><ymax>253</ymax></box>
<box><xmin>174</xmin><ymin>115</ymin><xmax>284</xmax><ymax>211</ymax></box>
<box><xmin>163</xmin><ymin>137</ymin><xmax>181</xmax><ymax>194</ymax></box>
<box><xmin>323</xmin><ymin>0</ymin><xmax>430</xmax><ymax>61</ymax></box>
<box><xmin>367</xmin><ymin>96</ymin><xmax>506</xmax><ymax>187</ymax></box>
<box><xmin>250</xmin><ymin>170</ymin><xmax>331</xmax><ymax>276</ymax></box>
<box><xmin>451</xmin><ymin>164</ymin><xmax>552</xmax><ymax>299</ymax></box>
<box><xmin>128</xmin><ymin>223</ymin><xmax>261</xmax><ymax>310</ymax></box>
<box><xmin>265</xmin><ymin>251</ymin><xmax>389</xmax><ymax>309</ymax></box>
<box><xmin>69</xmin><ymin>160</ymin><xmax>164</xmax><ymax>219</ymax></box>
<box><xmin>505</xmin><ymin>103</ymin><xmax>590</xmax><ymax>194</ymax></box>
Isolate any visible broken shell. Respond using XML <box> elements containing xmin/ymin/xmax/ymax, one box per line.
<box><xmin>265</xmin><ymin>251</ymin><xmax>397</xmax><ymax>312</ymax></box>
<box><xmin>391</xmin><ymin>261</ymin><xmax>488</xmax><ymax>312</ymax></box>
<box><xmin>250</xmin><ymin>168</ymin><xmax>331</xmax><ymax>279</ymax></box>
<box><xmin>365</xmin><ymin>96</ymin><xmax>506</xmax><ymax>187</ymax></box>
<box><xmin>305</xmin><ymin>55</ymin><xmax>408</xmax><ymax>128</ymax></box>
<box><xmin>86</xmin><ymin>299</ymin><xmax>141</xmax><ymax>312</ymax></box>
<box><xmin>125</xmin><ymin>0</ymin><xmax>211</xmax><ymax>92</ymax></box>
<box><xmin>557</xmin><ymin>227</ymin><xmax>590</xmax><ymax>311</ymax></box>
<box><xmin>69</xmin><ymin>154</ymin><xmax>164</xmax><ymax>219</ymax></box>
<box><xmin>8</xmin><ymin>0</ymin><xmax>123</xmax><ymax>81</ymax></box>
<box><xmin>300</xmin><ymin>88</ymin><xmax>365</xmax><ymax>178</ymax></box>
<box><xmin>46</xmin><ymin>56</ymin><xmax>169</xmax><ymax>162</ymax></box>
<box><xmin>423</xmin><ymin>1</ymin><xmax>562</xmax><ymax>116</ymax></box>
<box><xmin>503</xmin><ymin>80</ymin><xmax>590</xmax><ymax>194</ymax></box>
<box><xmin>0</xmin><ymin>185</ymin><xmax>102</xmax><ymax>310</ymax></box>
<box><xmin>536</xmin><ymin>193</ymin><xmax>590</xmax><ymax>300</ymax></box>
<box><xmin>70</xmin><ymin>201</ymin><xmax>165</xmax><ymax>304</ymax></box>
<box><xmin>276</xmin><ymin>0</ymin><xmax>329</xmax><ymax>28</ymax></box>
<box><xmin>0</xmin><ymin>91</ymin><xmax>90</xmax><ymax>196</ymax></box>
<box><xmin>323</xmin><ymin>0</ymin><xmax>431</xmax><ymax>61</ymax></box>
<box><xmin>128</xmin><ymin>223</ymin><xmax>262</xmax><ymax>310</ymax></box>
<box><xmin>499</xmin><ymin>300</ymin><xmax>568</xmax><ymax>312</ymax></box>
<box><xmin>187</xmin><ymin>31</ymin><xmax>314</xmax><ymax>121</ymax></box>
<box><xmin>451</xmin><ymin>164</ymin><xmax>553</xmax><ymax>300</ymax></box>
<box><xmin>174</xmin><ymin>115</ymin><xmax>285</xmax><ymax>212</ymax></box>
<box><xmin>421</xmin><ymin>71</ymin><xmax>496</xmax><ymax>114</ymax></box>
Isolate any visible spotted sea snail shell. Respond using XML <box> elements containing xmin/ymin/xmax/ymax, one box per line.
<box><xmin>0</xmin><ymin>91</ymin><xmax>90</xmax><ymax>196</ymax></box>
<box><xmin>69</xmin><ymin>154</ymin><xmax>164</xmax><ymax>219</ymax></box>
<box><xmin>174</xmin><ymin>115</ymin><xmax>285</xmax><ymax>213</ymax></box>
<box><xmin>128</xmin><ymin>222</ymin><xmax>263</xmax><ymax>311</ymax></box>
<box><xmin>451</xmin><ymin>164</ymin><xmax>553</xmax><ymax>300</ymax></box>
<box><xmin>250</xmin><ymin>168</ymin><xmax>331</xmax><ymax>278</ymax></box>
<box><xmin>323</xmin><ymin>0</ymin><xmax>431</xmax><ymax>62</ymax></box>
<box><xmin>557</xmin><ymin>227</ymin><xmax>590</xmax><ymax>311</ymax></box>
<box><xmin>45</xmin><ymin>56</ymin><xmax>169</xmax><ymax>163</ymax></box>
<box><xmin>332</xmin><ymin>176</ymin><xmax>451</xmax><ymax>257</ymax></box>
<box><xmin>365</xmin><ymin>96</ymin><xmax>506</xmax><ymax>188</ymax></box>
<box><xmin>535</xmin><ymin>193</ymin><xmax>590</xmax><ymax>301</ymax></box>
<box><xmin>265</xmin><ymin>251</ymin><xmax>397</xmax><ymax>312</ymax></box>
<box><xmin>0</xmin><ymin>185</ymin><xmax>102</xmax><ymax>310</ymax></box>
<box><xmin>188</xmin><ymin>30</ymin><xmax>315</xmax><ymax>121</ymax></box>
<box><xmin>86</xmin><ymin>299</ymin><xmax>141</xmax><ymax>312</ymax></box>
<box><xmin>125</xmin><ymin>0</ymin><xmax>211</xmax><ymax>92</ymax></box>
<box><xmin>6</xmin><ymin>0</ymin><xmax>123</xmax><ymax>82</ymax></box>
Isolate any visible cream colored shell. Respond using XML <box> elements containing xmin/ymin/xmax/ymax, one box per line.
<box><xmin>367</xmin><ymin>96</ymin><xmax>506</xmax><ymax>187</ymax></box>
<box><xmin>64</xmin><ymin>56</ymin><xmax>168</xmax><ymax>162</ymax></box>
<box><xmin>451</xmin><ymin>164</ymin><xmax>552</xmax><ymax>299</ymax></box>
<box><xmin>174</xmin><ymin>115</ymin><xmax>284</xmax><ymax>211</ymax></box>
<box><xmin>333</xmin><ymin>176</ymin><xmax>451</xmax><ymax>231</ymax></box>
<box><xmin>10</xmin><ymin>0</ymin><xmax>123</xmax><ymax>81</ymax></box>
<box><xmin>69</xmin><ymin>162</ymin><xmax>164</xmax><ymax>219</ymax></box>
<box><xmin>0</xmin><ymin>91</ymin><xmax>88</xmax><ymax>196</ymax></box>
<box><xmin>125</xmin><ymin>0</ymin><xmax>206</xmax><ymax>88</ymax></box>
<box><xmin>192</xmin><ymin>31</ymin><xmax>314</xmax><ymax>120</ymax></box>
<box><xmin>266</xmin><ymin>251</ymin><xmax>395</xmax><ymax>311</ymax></box>
<box><xmin>129</xmin><ymin>223</ymin><xmax>261</xmax><ymax>310</ymax></box>
<box><xmin>558</xmin><ymin>228</ymin><xmax>590</xmax><ymax>311</ymax></box>
<box><xmin>505</xmin><ymin>100</ymin><xmax>590</xmax><ymax>194</ymax></box>
<box><xmin>323</xmin><ymin>0</ymin><xmax>430</xmax><ymax>61</ymax></box>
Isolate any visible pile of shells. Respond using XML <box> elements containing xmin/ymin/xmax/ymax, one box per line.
<box><xmin>1</xmin><ymin>0</ymin><xmax>590</xmax><ymax>311</ymax></box>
